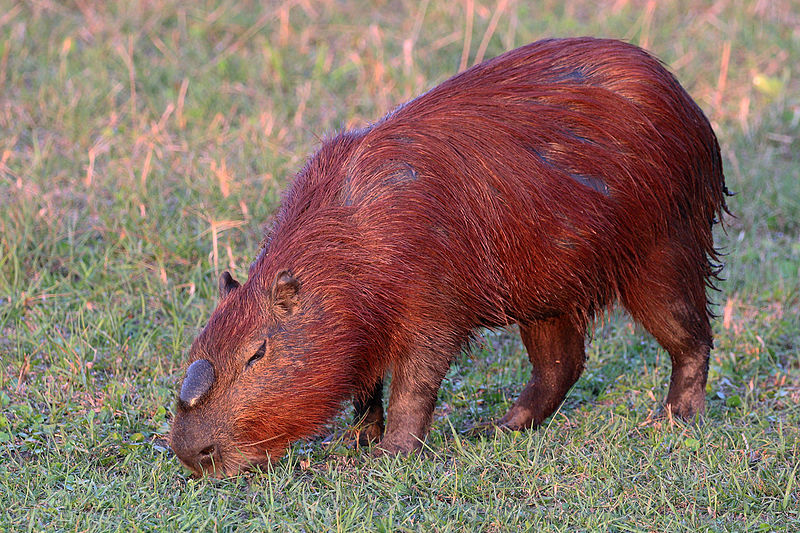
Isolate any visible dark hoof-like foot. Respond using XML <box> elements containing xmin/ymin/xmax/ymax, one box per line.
<box><xmin>660</xmin><ymin>401</ymin><xmax>706</xmax><ymax>424</ymax></box>
<box><xmin>322</xmin><ymin>421</ymin><xmax>384</xmax><ymax>449</ymax></box>
<box><xmin>371</xmin><ymin>436</ymin><xmax>423</xmax><ymax>457</ymax></box>
<box><xmin>664</xmin><ymin>386</ymin><xmax>706</xmax><ymax>421</ymax></box>
<box><xmin>355</xmin><ymin>420</ymin><xmax>385</xmax><ymax>447</ymax></box>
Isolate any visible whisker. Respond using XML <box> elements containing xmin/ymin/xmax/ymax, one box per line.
<box><xmin>232</xmin><ymin>432</ymin><xmax>288</xmax><ymax>448</ymax></box>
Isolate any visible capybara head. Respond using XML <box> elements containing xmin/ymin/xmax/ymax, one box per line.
<box><xmin>169</xmin><ymin>268</ymin><xmax>321</xmax><ymax>477</ymax></box>
<box><xmin>168</xmin><ymin>139</ymin><xmax>379</xmax><ymax>477</ymax></box>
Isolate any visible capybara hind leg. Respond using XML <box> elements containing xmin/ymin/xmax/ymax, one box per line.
<box><xmin>352</xmin><ymin>379</ymin><xmax>385</xmax><ymax>446</ymax></box>
<box><xmin>377</xmin><ymin>352</ymin><xmax>451</xmax><ymax>455</ymax></box>
<box><xmin>498</xmin><ymin>316</ymin><xmax>586</xmax><ymax>430</ymax></box>
<box><xmin>621</xmin><ymin>243</ymin><xmax>713</xmax><ymax>419</ymax></box>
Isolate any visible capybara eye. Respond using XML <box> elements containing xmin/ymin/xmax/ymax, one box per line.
<box><xmin>246</xmin><ymin>341</ymin><xmax>267</xmax><ymax>368</ymax></box>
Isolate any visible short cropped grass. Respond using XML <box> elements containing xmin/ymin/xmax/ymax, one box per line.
<box><xmin>1</xmin><ymin>1</ymin><xmax>798</xmax><ymax>531</ymax></box>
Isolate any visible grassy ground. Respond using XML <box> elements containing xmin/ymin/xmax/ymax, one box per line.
<box><xmin>1</xmin><ymin>0</ymin><xmax>798</xmax><ymax>530</ymax></box>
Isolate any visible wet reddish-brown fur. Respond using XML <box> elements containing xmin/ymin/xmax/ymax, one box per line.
<box><xmin>170</xmin><ymin>37</ymin><xmax>727</xmax><ymax>477</ymax></box>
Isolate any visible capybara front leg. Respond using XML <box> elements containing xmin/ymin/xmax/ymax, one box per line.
<box><xmin>377</xmin><ymin>352</ymin><xmax>451</xmax><ymax>455</ymax></box>
<box><xmin>620</xmin><ymin>241</ymin><xmax>712</xmax><ymax>419</ymax></box>
<box><xmin>498</xmin><ymin>316</ymin><xmax>586</xmax><ymax>430</ymax></box>
<box><xmin>352</xmin><ymin>379</ymin><xmax>385</xmax><ymax>446</ymax></box>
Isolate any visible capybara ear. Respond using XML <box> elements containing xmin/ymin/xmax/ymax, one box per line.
<box><xmin>219</xmin><ymin>271</ymin><xmax>241</xmax><ymax>299</ymax></box>
<box><xmin>271</xmin><ymin>269</ymin><xmax>300</xmax><ymax>315</ymax></box>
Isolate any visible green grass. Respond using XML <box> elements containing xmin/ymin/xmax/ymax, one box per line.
<box><xmin>1</xmin><ymin>0</ymin><xmax>798</xmax><ymax>530</ymax></box>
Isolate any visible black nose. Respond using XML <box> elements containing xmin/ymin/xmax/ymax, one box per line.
<box><xmin>196</xmin><ymin>444</ymin><xmax>218</xmax><ymax>470</ymax></box>
<box><xmin>199</xmin><ymin>445</ymin><xmax>215</xmax><ymax>457</ymax></box>
<box><xmin>185</xmin><ymin>442</ymin><xmax>221</xmax><ymax>474</ymax></box>
<box><xmin>170</xmin><ymin>436</ymin><xmax>222</xmax><ymax>475</ymax></box>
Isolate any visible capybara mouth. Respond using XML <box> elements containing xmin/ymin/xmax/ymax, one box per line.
<box><xmin>177</xmin><ymin>446</ymin><xmax>276</xmax><ymax>479</ymax></box>
<box><xmin>176</xmin><ymin>452</ymin><xmax>239</xmax><ymax>479</ymax></box>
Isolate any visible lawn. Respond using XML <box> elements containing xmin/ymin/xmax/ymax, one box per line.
<box><xmin>1</xmin><ymin>0</ymin><xmax>798</xmax><ymax>531</ymax></box>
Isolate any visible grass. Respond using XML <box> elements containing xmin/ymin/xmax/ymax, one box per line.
<box><xmin>1</xmin><ymin>0</ymin><xmax>798</xmax><ymax>530</ymax></box>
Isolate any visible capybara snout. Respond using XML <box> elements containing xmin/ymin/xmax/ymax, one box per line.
<box><xmin>170</xmin><ymin>37</ymin><xmax>727</xmax><ymax>477</ymax></box>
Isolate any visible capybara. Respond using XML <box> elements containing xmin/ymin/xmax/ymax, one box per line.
<box><xmin>169</xmin><ymin>37</ymin><xmax>728</xmax><ymax>477</ymax></box>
